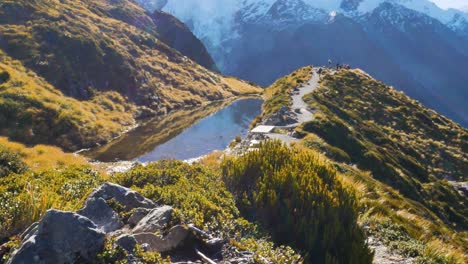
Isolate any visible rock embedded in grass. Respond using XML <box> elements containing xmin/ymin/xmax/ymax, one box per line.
<box><xmin>6</xmin><ymin>183</ymin><xmax>236</xmax><ymax>263</ymax></box>
<box><xmin>85</xmin><ymin>182</ymin><xmax>157</xmax><ymax>211</ymax></box>
<box><xmin>132</xmin><ymin>205</ymin><xmax>174</xmax><ymax>233</ymax></box>
<box><xmin>8</xmin><ymin>210</ymin><xmax>105</xmax><ymax>264</ymax></box>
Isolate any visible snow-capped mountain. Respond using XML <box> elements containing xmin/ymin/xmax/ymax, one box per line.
<box><xmin>137</xmin><ymin>0</ymin><xmax>468</xmax><ymax>126</ymax></box>
<box><xmin>139</xmin><ymin>0</ymin><xmax>468</xmax><ymax>36</ymax></box>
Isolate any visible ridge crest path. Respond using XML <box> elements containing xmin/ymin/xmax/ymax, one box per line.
<box><xmin>290</xmin><ymin>68</ymin><xmax>320</xmax><ymax>126</ymax></box>
<box><xmin>264</xmin><ymin>67</ymin><xmax>322</xmax><ymax>144</ymax></box>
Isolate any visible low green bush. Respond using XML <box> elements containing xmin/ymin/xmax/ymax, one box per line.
<box><xmin>222</xmin><ymin>140</ymin><xmax>373</xmax><ymax>264</ymax></box>
<box><xmin>113</xmin><ymin>159</ymin><xmax>302</xmax><ymax>263</ymax></box>
<box><xmin>0</xmin><ymin>166</ymin><xmax>102</xmax><ymax>240</ymax></box>
<box><xmin>0</xmin><ymin>145</ymin><xmax>27</xmax><ymax>178</ymax></box>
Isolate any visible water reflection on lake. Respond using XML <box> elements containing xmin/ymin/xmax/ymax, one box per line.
<box><xmin>85</xmin><ymin>98</ymin><xmax>263</xmax><ymax>162</ymax></box>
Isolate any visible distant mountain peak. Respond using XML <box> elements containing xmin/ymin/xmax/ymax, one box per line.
<box><xmin>368</xmin><ymin>2</ymin><xmax>437</xmax><ymax>30</ymax></box>
<box><xmin>137</xmin><ymin>0</ymin><xmax>468</xmax><ymax>37</ymax></box>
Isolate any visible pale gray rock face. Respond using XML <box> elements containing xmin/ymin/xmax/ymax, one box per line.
<box><xmin>134</xmin><ymin>225</ymin><xmax>189</xmax><ymax>253</ymax></box>
<box><xmin>132</xmin><ymin>205</ymin><xmax>174</xmax><ymax>233</ymax></box>
<box><xmin>19</xmin><ymin>222</ymin><xmax>38</xmax><ymax>243</ymax></box>
<box><xmin>8</xmin><ymin>210</ymin><xmax>105</xmax><ymax>264</ymax></box>
<box><xmin>86</xmin><ymin>182</ymin><xmax>156</xmax><ymax>211</ymax></box>
<box><xmin>77</xmin><ymin>197</ymin><xmax>123</xmax><ymax>233</ymax></box>
<box><xmin>128</xmin><ymin>207</ymin><xmax>152</xmax><ymax>227</ymax></box>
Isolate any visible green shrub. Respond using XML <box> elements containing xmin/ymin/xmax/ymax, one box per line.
<box><xmin>221</xmin><ymin>140</ymin><xmax>373</xmax><ymax>263</ymax></box>
<box><xmin>113</xmin><ymin>160</ymin><xmax>302</xmax><ymax>262</ymax></box>
<box><xmin>114</xmin><ymin>160</ymin><xmax>242</xmax><ymax>233</ymax></box>
<box><xmin>0</xmin><ymin>166</ymin><xmax>102</xmax><ymax>240</ymax></box>
<box><xmin>95</xmin><ymin>238</ymin><xmax>170</xmax><ymax>264</ymax></box>
<box><xmin>0</xmin><ymin>145</ymin><xmax>28</xmax><ymax>177</ymax></box>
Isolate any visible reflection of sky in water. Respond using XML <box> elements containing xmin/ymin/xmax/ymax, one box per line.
<box><xmin>138</xmin><ymin>99</ymin><xmax>262</xmax><ymax>162</ymax></box>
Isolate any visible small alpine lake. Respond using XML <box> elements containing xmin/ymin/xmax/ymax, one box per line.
<box><xmin>84</xmin><ymin>98</ymin><xmax>263</xmax><ymax>162</ymax></box>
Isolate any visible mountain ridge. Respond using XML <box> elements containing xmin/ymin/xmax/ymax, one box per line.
<box><xmin>144</xmin><ymin>0</ymin><xmax>468</xmax><ymax>127</ymax></box>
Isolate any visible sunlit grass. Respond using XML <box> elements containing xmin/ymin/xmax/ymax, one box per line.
<box><xmin>0</xmin><ymin>136</ymin><xmax>87</xmax><ymax>170</ymax></box>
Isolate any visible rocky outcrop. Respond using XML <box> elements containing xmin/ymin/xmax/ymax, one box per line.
<box><xmin>128</xmin><ymin>207</ymin><xmax>152</xmax><ymax>226</ymax></box>
<box><xmin>77</xmin><ymin>197</ymin><xmax>123</xmax><ymax>233</ymax></box>
<box><xmin>134</xmin><ymin>225</ymin><xmax>189</xmax><ymax>253</ymax></box>
<box><xmin>6</xmin><ymin>183</ymin><xmax>250</xmax><ymax>263</ymax></box>
<box><xmin>85</xmin><ymin>182</ymin><xmax>156</xmax><ymax>211</ymax></box>
<box><xmin>263</xmin><ymin>106</ymin><xmax>298</xmax><ymax>126</ymax></box>
<box><xmin>8</xmin><ymin>210</ymin><xmax>105</xmax><ymax>264</ymax></box>
<box><xmin>132</xmin><ymin>205</ymin><xmax>173</xmax><ymax>233</ymax></box>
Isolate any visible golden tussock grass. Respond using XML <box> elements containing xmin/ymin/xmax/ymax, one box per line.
<box><xmin>0</xmin><ymin>136</ymin><xmax>87</xmax><ymax>171</ymax></box>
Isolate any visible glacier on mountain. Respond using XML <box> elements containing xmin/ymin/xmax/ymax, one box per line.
<box><xmin>141</xmin><ymin>0</ymin><xmax>468</xmax><ymax>36</ymax></box>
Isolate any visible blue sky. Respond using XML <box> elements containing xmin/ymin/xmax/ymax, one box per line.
<box><xmin>430</xmin><ymin>0</ymin><xmax>468</xmax><ymax>10</ymax></box>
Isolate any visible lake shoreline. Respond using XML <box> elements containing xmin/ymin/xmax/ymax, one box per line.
<box><xmin>83</xmin><ymin>97</ymin><xmax>264</xmax><ymax>171</ymax></box>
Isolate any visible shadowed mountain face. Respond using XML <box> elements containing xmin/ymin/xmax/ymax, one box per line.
<box><xmin>142</xmin><ymin>0</ymin><xmax>468</xmax><ymax>126</ymax></box>
<box><xmin>151</xmin><ymin>10</ymin><xmax>218</xmax><ymax>71</ymax></box>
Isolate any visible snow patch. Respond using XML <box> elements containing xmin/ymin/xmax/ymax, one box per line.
<box><xmin>153</xmin><ymin>0</ymin><xmax>468</xmax><ymax>51</ymax></box>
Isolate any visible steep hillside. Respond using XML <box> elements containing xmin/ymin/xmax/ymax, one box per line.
<box><xmin>302</xmin><ymin>69</ymin><xmax>467</xmax><ymax>256</ymax></box>
<box><xmin>0</xmin><ymin>50</ymin><xmax>137</xmax><ymax>150</ymax></box>
<box><xmin>258</xmin><ymin>67</ymin><xmax>467</xmax><ymax>262</ymax></box>
<box><xmin>88</xmin><ymin>0</ymin><xmax>217</xmax><ymax>70</ymax></box>
<box><xmin>301</xmin><ymin>69</ymin><xmax>467</xmax><ymax>229</ymax></box>
<box><xmin>0</xmin><ymin>0</ymin><xmax>260</xmax><ymax>150</ymax></box>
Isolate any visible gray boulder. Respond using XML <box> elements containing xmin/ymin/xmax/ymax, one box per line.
<box><xmin>115</xmin><ymin>234</ymin><xmax>137</xmax><ymax>253</ymax></box>
<box><xmin>8</xmin><ymin>210</ymin><xmax>105</xmax><ymax>264</ymax></box>
<box><xmin>134</xmin><ymin>225</ymin><xmax>189</xmax><ymax>253</ymax></box>
<box><xmin>132</xmin><ymin>206</ymin><xmax>173</xmax><ymax>233</ymax></box>
<box><xmin>77</xmin><ymin>197</ymin><xmax>123</xmax><ymax>233</ymax></box>
<box><xmin>87</xmin><ymin>183</ymin><xmax>156</xmax><ymax>211</ymax></box>
<box><xmin>128</xmin><ymin>208</ymin><xmax>151</xmax><ymax>226</ymax></box>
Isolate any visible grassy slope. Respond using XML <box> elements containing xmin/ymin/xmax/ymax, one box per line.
<box><xmin>0</xmin><ymin>50</ymin><xmax>137</xmax><ymax>150</ymax></box>
<box><xmin>0</xmin><ymin>137</ymin><xmax>87</xmax><ymax>171</ymax></box>
<box><xmin>260</xmin><ymin>68</ymin><xmax>467</xmax><ymax>262</ymax></box>
<box><xmin>0</xmin><ymin>0</ymin><xmax>260</xmax><ymax>105</ymax></box>
<box><xmin>301</xmin><ymin>70</ymin><xmax>467</xmax><ymax>262</ymax></box>
<box><xmin>0</xmin><ymin>0</ymin><xmax>261</xmax><ymax>150</ymax></box>
<box><xmin>301</xmin><ymin>70</ymin><xmax>467</xmax><ymax>227</ymax></box>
